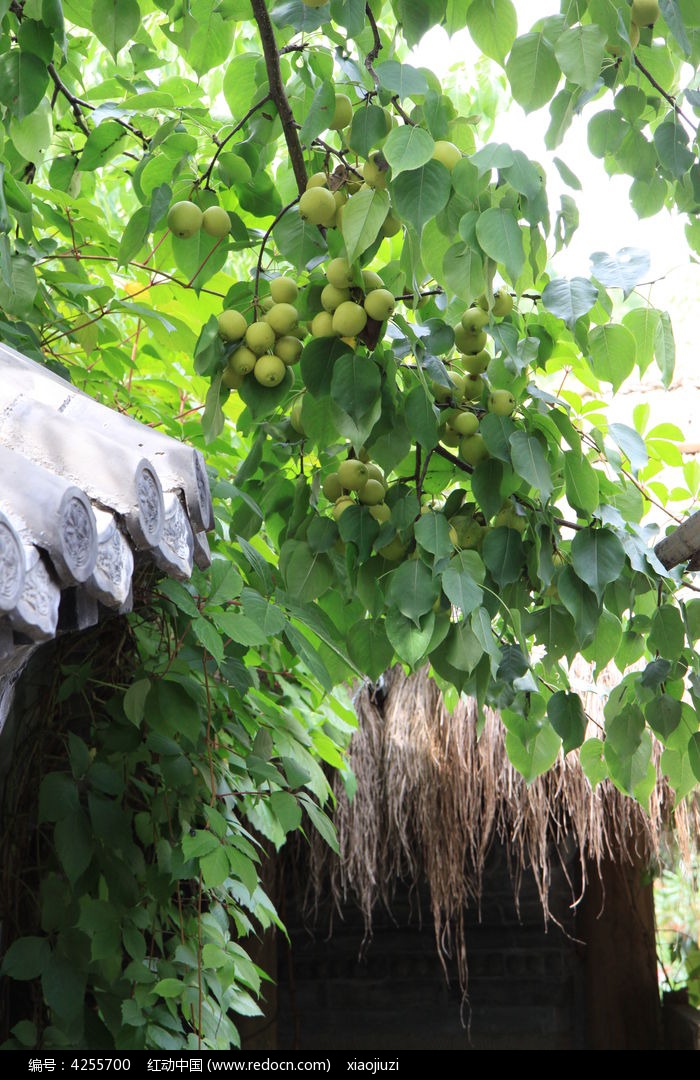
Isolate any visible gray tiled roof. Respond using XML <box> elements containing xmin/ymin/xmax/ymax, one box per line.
<box><xmin>0</xmin><ymin>344</ymin><xmax>213</xmax><ymax>658</ymax></box>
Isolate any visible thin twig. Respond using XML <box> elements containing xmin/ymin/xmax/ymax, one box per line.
<box><xmin>253</xmin><ymin>196</ymin><xmax>300</xmax><ymax>305</ymax></box>
<box><xmin>634</xmin><ymin>54</ymin><xmax>694</xmax><ymax>130</ymax></box>
<box><xmin>391</xmin><ymin>95</ymin><xmax>415</xmax><ymax>126</ymax></box>
<box><xmin>250</xmin><ymin>0</ymin><xmax>307</xmax><ymax>195</ymax></box>
<box><xmin>433</xmin><ymin>444</ymin><xmax>473</xmax><ymax>474</ymax></box>
<box><xmin>48</xmin><ymin>62</ymin><xmax>148</xmax><ymax>149</ymax></box>
<box><xmin>197</xmin><ymin>93</ymin><xmax>273</xmax><ymax>190</ymax></box>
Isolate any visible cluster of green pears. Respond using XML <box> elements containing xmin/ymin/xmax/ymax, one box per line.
<box><xmin>217</xmin><ymin>255</ymin><xmax>400</xmax><ymax>394</ymax></box>
<box><xmin>219</xmin><ymin>276</ymin><xmax>305</xmax><ymax>391</ymax></box>
<box><xmin>432</xmin><ymin>289</ymin><xmax>518</xmax><ymax>466</ymax></box>
<box><xmin>320</xmin><ymin>455</ymin><xmax>406</xmax><ymax>559</ymax></box>
<box><xmin>167</xmin><ymin>200</ymin><xmax>231</xmax><ymax>240</ymax></box>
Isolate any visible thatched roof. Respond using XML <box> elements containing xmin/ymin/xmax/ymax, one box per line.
<box><xmin>304</xmin><ymin>664</ymin><xmax>698</xmax><ymax>991</ymax></box>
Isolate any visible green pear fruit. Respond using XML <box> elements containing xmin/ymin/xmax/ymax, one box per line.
<box><xmin>364</xmin><ymin>288</ymin><xmax>395</xmax><ymax>321</ymax></box>
<box><xmin>201</xmin><ymin>205</ymin><xmax>231</xmax><ymax>239</ymax></box>
<box><xmin>493</xmin><ymin>503</ymin><xmax>527</xmax><ymax>533</ymax></box>
<box><xmin>222</xmin><ymin>364</ymin><xmax>243</xmax><ymax>390</ymax></box>
<box><xmin>462</xmin><ymin>349</ymin><xmax>490</xmax><ymax>375</ymax></box>
<box><xmin>246</xmin><ymin>321</ymin><xmax>276</xmax><ymax>355</ymax></box>
<box><xmin>454</xmin><ymin>324</ymin><xmax>488</xmax><ymax>355</ymax></box>
<box><xmin>362</xmin><ymin>155</ymin><xmax>389</xmax><ymax>190</ymax></box>
<box><xmin>488</xmin><ymin>389</ymin><xmax>516</xmax><ymax>416</ymax></box>
<box><xmin>310</xmin><ymin>311</ymin><xmax>337</xmax><ymax>337</ymax></box>
<box><xmin>330</xmin><ymin>93</ymin><xmax>353</xmax><ymax>130</ymax></box>
<box><xmin>167</xmin><ymin>200</ymin><xmax>203</xmax><ymax>238</ymax></box>
<box><xmin>337</xmin><ymin>459</ymin><xmax>369</xmax><ymax>491</ymax></box>
<box><xmin>631</xmin><ymin>0</ymin><xmax>659</xmax><ymax>26</ymax></box>
<box><xmin>459</xmin><ymin>434</ymin><xmax>489</xmax><ymax>466</ymax></box>
<box><xmin>461</xmin><ymin>374</ymin><xmax>485</xmax><ymax>401</ymax></box>
<box><xmin>322</xmin><ymin>473</ymin><xmax>343</xmax><ymax>501</ymax></box>
<box><xmin>378</xmin><ymin>536</ymin><xmax>405</xmax><ymax>560</ymax></box>
<box><xmin>461</xmin><ymin>307</ymin><xmax>490</xmax><ymax>332</ymax></box>
<box><xmin>332</xmin><ymin>301</ymin><xmax>367</xmax><ymax>336</ymax></box>
<box><xmin>492</xmin><ymin>288</ymin><xmax>513</xmax><ymax>317</ymax></box>
<box><xmin>381</xmin><ymin>211</ymin><xmax>402</xmax><ymax>237</ymax></box>
<box><xmin>230</xmin><ymin>346</ymin><xmax>257</xmax><ymax>375</ymax></box>
<box><xmin>369</xmin><ymin>502</ymin><xmax>391</xmax><ymax>524</ymax></box>
<box><xmin>361</xmin><ymin>269</ymin><xmax>383</xmax><ymax>292</ymax></box>
<box><xmin>306</xmin><ymin>171</ymin><xmax>328</xmax><ymax>189</ymax></box>
<box><xmin>358</xmin><ymin>479</ymin><xmax>386</xmax><ymax>505</ymax></box>
<box><xmin>432</xmin><ymin>140</ymin><xmax>461</xmax><ymax>171</ymax></box>
<box><xmin>264</xmin><ymin>302</ymin><xmax>298</xmax><ymax>336</ymax></box>
<box><xmin>254</xmin><ymin>354</ymin><xmax>286</xmax><ymax>386</ymax></box>
<box><xmin>321</xmin><ymin>284</ymin><xmax>350</xmax><ymax>312</ymax></box>
<box><xmin>275</xmin><ymin>335</ymin><xmax>303</xmax><ymax>365</ymax></box>
<box><xmin>449</xmin><ymin>411</ymin><xmax>479</xmax><ymax>437</ymax></box>
<box><xmin>332</xmin><ymin>496</ymin><xmax>356</xmax><ymax>520</ymax></box>
<box><xmin>270</xmin><ymin>276</ymin><xmax>298</xmax><ymax>304</ymax></box>
<box><xmin>365</xmin><ymin>463</ymin><xmax>386</xmax><ymax>488</ymax></box>
<box><xmin>290</xmin><ymin>397</ymin><xmax>305</xmax><ymax>434</ymax></box>
<box><xmin>218</xmin><ymin>309</ymin><xmax>247</xmax><ymax>341</ymax></box>
<box><xmin>326</xmin><ymin>257</ymin><xmax>353</xmax><ymax>289</ymax></box>
<box><xmin>299</xmin><ymin>187</ymin><xmax>337</xmax><ymax>226</ymax></box>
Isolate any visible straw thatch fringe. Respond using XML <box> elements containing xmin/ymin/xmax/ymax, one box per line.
<box><xmin>304</xmin><ymin>663</ymin><xmax>700</xmax><ymax>993</ymax></box>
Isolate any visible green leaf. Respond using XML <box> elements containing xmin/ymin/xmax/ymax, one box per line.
<box><xmin>581</xmin><ymin>608</ymin><xmax>622</xmax><ymax>671</ymax></box>
<box><xmin>154</xmin><ymin>978</ymin><xmax>185</xmax><ymax>999</ymax></box>
<box><xmin>274</xmin><ymin>210</ymin><xmax>327</xmax><ymax>271</ymax></box>
<box><xmin>38</xmin><ymin>773</ymin><xmax>78</xmax><ymax>823</ymax></box>
<box><xmin>505</xmin><ymin>32</ymin><xmax>560</xmax><ymax>113</ymax></box>
<box><xmin>474</xmin><ymin>208</ymin><xmax>524</xmax><ymax>282</ymax></box>
<box><xmin>654</xmin><ymin>121</ymin><xmax>695</xmax><ymax>180</ymax></box>
<box><xmin>222</xmin><ymin>52</ymin><xmax>262</xmax><ymax>117</ymax></box>
<box><xmin>42</xmin><ymin>954</ymin><xmax>86</xmax><ymax>1021</ymax></box>
<box><xmin>123</xmin><ymin>679</ymin><xmax>151</xmax><ymax>726</ymax></box>
<box><xmin>340</xmin><ymin>186</ymin><xmax>390</xmax><ymax>264</ymax></box>
<box><xmin>688</xmin><ymin>731</ymin><xmax>700</xmax><ymax>783</ymax></box>
<box><xmin>80</xmin><ymin>120</ymin><xmax>127</xmax><ymax>171</ymax></box>
<box><xmin>391</xmin><ymin>161</ymin><xmax>452</xmax><ymax>234</ymax></box>
<box><xmin>300</xmin><ymin>80</ymin><xmax>335</xmax><ymax>145</ymax></box>
<box><xmin>201</xmin><ymin>847</ymin><xmax>230</xmax><ymax>888</ymax></box>
<box><xmin>645</xmin><ymin>694</ymin><xmax>682</xmax><ymax>742</ymax></box>
<box><xmin>382</xmin><ymin>125</ymin><xmax>435</xmax><ymax>176</ymax></box>
<box><xmin>346</xmin><ymin>618</ymin><xmax>394</xmax><ymax>680</ymax></box>
<box><xmin>509</xmin><ymin>431</ymin><xmax>553</xmax><ymax>500</ymax></box>
<box><xmin>348</xmin><ymin>104</ymin><xmax>388</xmax><ymax>157</ymax></box>
<box><xmin>563</xmin><ymin>451</ymin><xmax>599</xmax><ymax>515</ymax></box>
<box><xmin>553</xmin><ymin>24</ymin><xmax>607</xmax><ymax>89</ymax></box>
<box><xmin>300</xmin><ymin>337</ymin><xmax>351</xmax><ymax>398</ymax></box>
<box><xmin>330</xmin><ymin>353</ymin><xmax>381</xmax><ymax>422</ymax></box>
<box><xmin>92</xmin><ymin>0</ymin><xmax>140</xmax><ymax>58</ymax></box>
<box><xmin>466</xmin><ymin>0</ymin><xmax>518</xmax><ymax>65</ymax></box>
<box><xmin>655</xmin><ymin>310</ymin><xmax>675</xmax><ymax>388</ymax></box>
<box><xmin>570</xmin><ymin>527</ymin><xmax>626</xmax><ymax>602</ymax></box>
<box><xmin>557</xmin><ymin>567</ymin><xmax>599</xmax><ymax>646</ymax></box>
<box><xmin>580</xmin><ymin>737</ymin><xmax>607</xmax><ymax>787</ymax></box>
<box><xmin>480</xmin><ymin>413</ymin><xmax>516</xmax><ymax>464</ymax></box>
<box><xmin>117</xmin><ymin>205</ymin><xmax>150</xmax><ymax>268</ymax></box>
<box><xmin>608</xmin><ymin>422</ymin><xmax>648</xmax><ymax>474</ymax></box>
<box><xmin>386</xmin><ymin>608</ymin><xmax>437</xmax><ymax>666</ymax></box>
<box><xmin>442</xmin><ymin>242</ymin><xmax>485</xmax><ymax>303</ymax></box>
<box><xmin>283</xmin><ymin>543</ymin><xmax>333</xmax><ymax>602</ymax></box>
<box><xmin>387</xmin><ymin>559</ymin><xmax>439</xmax><ymax>625</ymax></box>
<box><xmin>374</xmin><ymin>61</ymin><xmax>429</xmax><ymax>98</ymax></box>
<box><xmin>337</xmin><ymin>505</ymin><xmax>380</xmax><ymax>562</ymax></box>
<box><xmin>648</xmin><ymin>604</ymin><xmax>685</xmax><ymax>658</ymax></box>
<box><xmin>299</xmin><ymin>793</ymin><xmax>339</xmax><ymax>853</ymax></box>
<box><xmin>404</xmin><ymin>384</ymin><xmax>438</xmax><ymax>449</ymax></box>
<box><xmin>0</xmin><ymin>50</ymin><xmax>48</xmax><ymax>121</ymax></box>
<box><xmin>1</xmin><ymin>936</ymin><xmax>51</xmax><ymax>980</ymax></box>
<box><xmin>588</xmin><ymin>323</ymin><xmax>636</xmax><ymax>391</ymax></box>
<box><xmin>541</xmin><ymin>276</ymin><xmax>597</xmax><ymax>329</ymax></box>
<box><xmin>414</xmin><ymin>511</ymin><xmax>453</xmax><ymax>559</ymax></box>
<box><xmin>441</xmin><ymin>564</ymin><xmax>483</xmax><ymax>613</ymax></box>
<box><xmin>547</xmin><ymin>691</ymin><xmax>586</xmax><ymax>754</ymax></box>
<box><xmin>482</xmin><ymin>526</ymin><xmax>525</xmax><ymax>587</ymax></box>
<box><xmin>590</xmin><ymin>247</ymin><xmax>651</xmax><ymax>299</ymax></box>
<box><xmin>622</xmin><ymin>306</ymin><xmax>661</xmax><ymax>374</ymax></box>
<box><xmin>444</xmin><ymin>621</ymin><xmax>483</xmax><ymax>672</ymax></box>
<box><xmin>505</xmin><ymin>723</ymin><xmax>561</xmax><ymax>784</ymax></box>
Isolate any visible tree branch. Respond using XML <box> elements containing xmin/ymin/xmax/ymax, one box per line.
<box><xmin>633</xmin><ymin>54</ymin><xmax>694</xmax><ymax>130</ymax></box>
<box><xmin>433</xmin><ymin>444</ymin><xmax>473</xmax><ymax>474</ymax></box>
<box><xmin>48</xmin><ymin>62</ymin><xmax>148</xmax><ymax>149</ymax></box>
<box><xmin>250</xmin><ymin>0</ymin><xmax>307</xmax><ymax>196</ymax></box>
<box><xmin>365</xmin><ymin>4</ymin><xmax>382</xmax><ymax>89</ymax></box>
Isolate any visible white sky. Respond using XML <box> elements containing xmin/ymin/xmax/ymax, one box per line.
<box><xmin>412</xmin><ymin>4</ymin><xmax>690</xmax><ymax>282</ymax></box>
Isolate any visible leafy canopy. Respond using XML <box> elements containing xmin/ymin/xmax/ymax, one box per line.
<box><xmin>2</xmin><ymin>0</ymin><xmax>700</xmax><ymax>1051</ymax></box>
